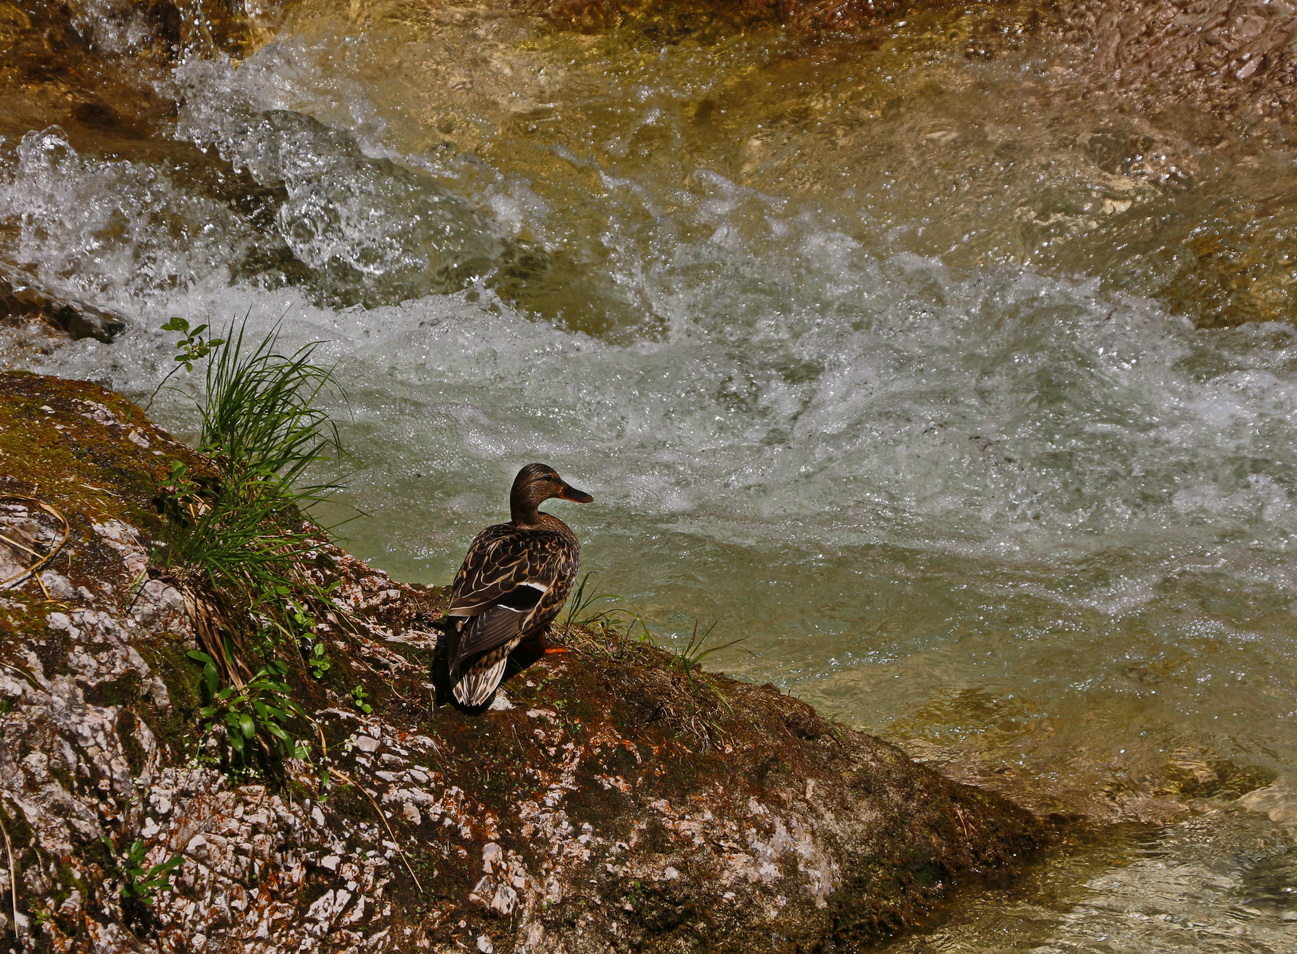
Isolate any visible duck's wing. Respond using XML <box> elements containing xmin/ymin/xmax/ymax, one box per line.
<box><xmin>447</xmin><ymin>526</ymin><xmax>575</xmax><ymax>666</ymax></box>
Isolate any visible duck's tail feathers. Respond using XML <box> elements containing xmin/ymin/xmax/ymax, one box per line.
<box><xmin>450</xmin><ymin>645</ymin><xmax>511</xmax><ymax>708</ymax></box>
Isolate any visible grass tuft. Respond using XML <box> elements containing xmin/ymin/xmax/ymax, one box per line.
<box><xmin>562</xmin><ymin>572</ymin><xmax>648</xmax><ymax>640</ymax></box>
<box><xmin>671</xmin><ymin>618</ymin><xmax>749</xmax><ymax>680</ymax></box>
<box><xmin>198</xmin><ymin>317</ymin><xmax>347</xmax><ymax>503</ymax></box>
<box><xmin>152</xmin><ymin>314</ymin><xmax>351</xmax><ymax>769</ymax></box>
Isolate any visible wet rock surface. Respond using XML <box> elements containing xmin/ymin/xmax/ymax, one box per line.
<box><xmin>0</xmin><ymin>1</ymin><xmax>293</xmax><ymax>343</ymax></box>
<box><xmin>0</xmin><ymin>261</ymin><xmax>126</xmax><ymax>342</ymax></box>
<box><xmin>0</xmin><ymin>371</ymin><xmax>1045</xmax><ymax>952</ymax></box>
<box><xmin>1063</xmin><ymin>0</ymin><xmax>1297</xmax><ymax>121</ymax></box>
<box><xmin>0</xmin><ymin>0</ymin><xmax>288</xmax><ymax>144</ymax></box>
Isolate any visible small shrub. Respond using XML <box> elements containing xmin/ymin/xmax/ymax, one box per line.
<box><xmin>188</xmin><ymin>650</ymin><xmax>312</xmax><ymax>764</ymax></box>
<box><xmin>162</xmin><ymin>316</ymin><xmax>225</xmax><ymax>374</ymax></box>
<box><xmin>105</xmin><ymin>835</ymin><xmax>185</xmax><ymax>904</ymax></box>
<box><xmin>305</xmin><ymin>640</ymin><xmax>331</xmax><ymax>680</ymax></box>
<box><xmin>350</xmin><ymin>684</ymin><xmax>373</xmax><ymax>715</ymax></box>
<box><xmin>148</xmin><ymin>317</ymin><xmax>225</xmax><ymax>404</ymax></box>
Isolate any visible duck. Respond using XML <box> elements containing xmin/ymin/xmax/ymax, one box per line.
<box><xmin>446</xmin><ymin>463</ymin><xmax>593</xmax><ymax>708</ymax></box>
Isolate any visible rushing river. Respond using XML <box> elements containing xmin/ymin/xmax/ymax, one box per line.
<box><xmin>3</xmin><ymin>0</ymin><xmax>1297</xmax><ymax>949</ymax></box>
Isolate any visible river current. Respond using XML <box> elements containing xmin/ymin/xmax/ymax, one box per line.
<box><xmin>2</xmin><ymin>1</ymin><xmax>1296</xmax><ymax>949</ymax></box>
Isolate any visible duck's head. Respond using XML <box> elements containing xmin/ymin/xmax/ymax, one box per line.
<box><xmin>510</xmin><ymin>463</ymin><xmax>593</xmax><ymax>523</ymax></box>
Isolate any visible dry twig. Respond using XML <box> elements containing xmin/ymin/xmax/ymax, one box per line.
<box><xmin>328</xmin><ymin>767</ymin><xmax>425</xmax><ymax>895</ymax></box>
<box><xmin>0</xmin><ymin>802</ymin><xmax>21</xmax><ymax>942</ymax></box>
<box><xmin>0</xmin><ymin>496</ymin><xmax>70</xmax><ymax>591</ymax></box>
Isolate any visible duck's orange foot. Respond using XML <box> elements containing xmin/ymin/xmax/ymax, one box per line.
<box><xmin>542</xmin><ymin>646</ymin><xmax>571</xmax><ymax>656</ymax></box>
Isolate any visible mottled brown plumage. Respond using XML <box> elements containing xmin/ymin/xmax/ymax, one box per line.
<box><xmin>447</xmin><ymin>464</ymin><xmax>592</xmax><ymax>707</ymax></box>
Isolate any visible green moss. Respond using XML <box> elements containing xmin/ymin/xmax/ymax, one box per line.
<box><xmin>0</xmin><ymin>800</ymin><xmax>35</xmax><ymax>854</ymax></box>
<box><xmin>0</xmin><ymin>599</ymin><xmax>46</xmax><ymax>649</ymax></box>
<box><xmin>321</xmin><ymin>780</ymin><xmax>376</xmax><ymax>828</ymax></box>
<box><xmin>84</xmin><ymin>671</ymin><xmax>143</xmax><ymax>709</ymax></box>
<box><xmin>26</xmin><ymin>630</ymin><xmax>73</xmax><ymax>679</ymax></box>
<box><xmin>0</xmin><ymin>372</ymin><xmax>183</xmax><ymax>529</ymax></box>
<box><xmin>117</xmin><ymin>711</ymin><xmax>149</xmax><ymax>778</ymax></box>
<box><xmin>564</xmin><ymin>772</ymin><xmax>634</xmax><ymax>837</ymax></box>
<box><xmin>909</xmin><ymin>859</ymin><xmax>946</xmax><ymax>889</ymax></box>
<box><xmin>135</xmin><ymin>639</ymin><xmax>208</xmax><ymax>759</ymax></box>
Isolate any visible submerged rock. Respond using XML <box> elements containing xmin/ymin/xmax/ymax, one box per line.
<box><xmin>515</xmin><ymin>0</ymin><xmax>919</xmax><ymax>32</ymax></box>
<box><xmin>0</xmin><ymin>370</ymin><xmax>1044</xmax><ymax>952</ymax></box>
<box><xmin>0</xmin><ymin>262</ymin><xmax>126</xmax><ymax>342</ymax></box>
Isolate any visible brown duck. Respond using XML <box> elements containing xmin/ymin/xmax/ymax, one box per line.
<box><xmin>447</xmin><ymin>463</ymin><xmax>593</xmax><ymax>707</ymax></box>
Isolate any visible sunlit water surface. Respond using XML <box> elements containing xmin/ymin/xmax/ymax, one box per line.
<box><xmin>2</xmin><ymin>1</ymin><xmax>1296</xmax><ymax>949</ymax></box>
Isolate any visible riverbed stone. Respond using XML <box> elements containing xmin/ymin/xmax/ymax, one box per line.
<box><xmin>0</xmin><ymin>370</ymin><xmax>1044</xmax><ymax>952</ymax></box>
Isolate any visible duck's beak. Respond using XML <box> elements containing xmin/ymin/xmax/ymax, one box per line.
<box><xmin>559</xmin><ymin>483</ymin><xmax>593</xmax><ymax>503</ymax></box>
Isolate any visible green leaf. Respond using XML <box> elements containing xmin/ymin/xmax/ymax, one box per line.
<box><xmin>265</xmin><ymin>723</ymin><xmax>290</xmax><ymax>742</ymax></box>
<box><xmin>151</xmin><ymin>855</ymin><xmax>185</xmax><ymax>877</ymax></box>
<box><xmin>237</xmin><ymin>713</ymin><xmax>256</xmax><ymax>738</ymax></box>
<box><xmin>281</xmin><ymin>698</ymin><xmax>306</xmax><ymax>719</ymax></box>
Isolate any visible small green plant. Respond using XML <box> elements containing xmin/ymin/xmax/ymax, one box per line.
<box><xmin>149</xmin><ymin>317</ymin><xmax>226</xmax><ymax>404</ymax></box>
<box><xmin>163</xmin><ymin>316</ymin><xmax>225</xmax><ymax>372</ymax></box>
<box><xmin>306</xmin><ymin>640</ymin><xmax>331</xmax><ymax>680</ymax></box>
<box><xmin>188</xmin><ymin>650</ymin><xmax>312</xmax><ymax>763</ymax></box>
<box><xmin>105</xmin><ymin>835</ymin><xmax>185</xmax><ymax>904</ymax></box>
<box><xmin>671</xmin><ymin>619</ymin><xmax>746</xmax><ymax>678</ymax></box>
<box><xmin>263</xmin><ymin>596</ymin><xmax>331</xmax><ymax>678</ymax></box>
<box><xmin>283</xmin><ymin>598</ymin><xmax>317</xmax><ymax>639</ymax></box>
<box><xmin>350</xmin><ymin>684</ymin><xmax>373</xmax><ymax>714</ymax></box>
<box><xmin>562</xmin><ymin>573</ymin><xmax>650</xmax><ymax>646</ymax></box>
<box><xmin>159</xmin><ymin>460</ymin><xmax>196</xmax><ymax>498</ymax></box>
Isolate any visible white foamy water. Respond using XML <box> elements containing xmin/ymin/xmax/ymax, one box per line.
<box><xmin>3</xmin><ymin>2</ymin><xmax>1297</xmax><ymax>948</ymax></box>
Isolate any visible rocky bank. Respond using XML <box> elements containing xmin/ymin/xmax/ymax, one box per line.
<box><xmin>0</xmin><ymin>371</ymin><xmax>1044</xmax><ymax>952</ymax></box>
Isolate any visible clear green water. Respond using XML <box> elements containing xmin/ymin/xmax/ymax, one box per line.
<box><xmin>2</xmin><ymin>1</ymin><xmax>1296</xmax><ymax>948</ymax></box>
